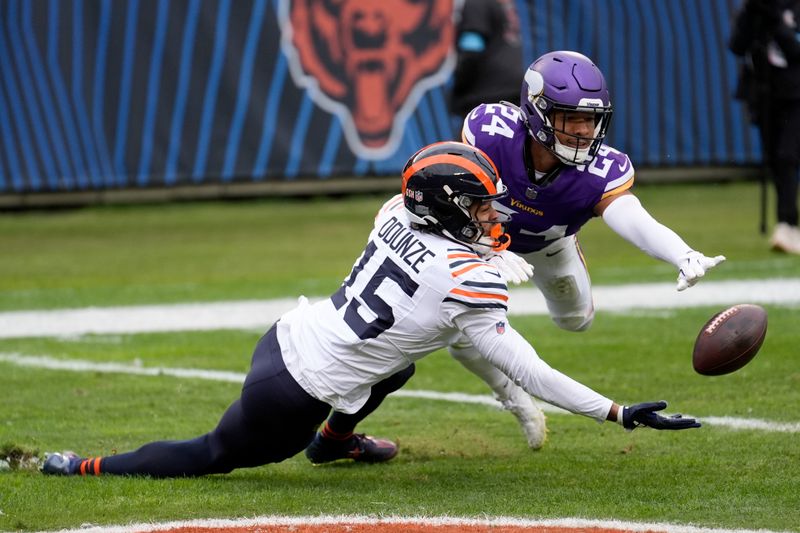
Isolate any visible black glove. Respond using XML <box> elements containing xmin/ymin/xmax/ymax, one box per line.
<box><xmin>622</xmin><ymin>401</ymin><xmax>701</xmax><ymax>431</ymax></box>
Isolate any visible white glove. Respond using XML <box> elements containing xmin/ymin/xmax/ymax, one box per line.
<box><xmin>487</xmin><ymin>250</ymin><xmax>534</xmax><ymax>285</ymax></box>
<box><xmin>676</xmin><ymin>251</ymin><xmax>726</xmax><ymax>291</ymax></box>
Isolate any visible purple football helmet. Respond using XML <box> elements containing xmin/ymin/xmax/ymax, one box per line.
<box><xmin>519</xmin><ymin>51</ymin><xmax>613</xmax><ymax>165</ymax></box>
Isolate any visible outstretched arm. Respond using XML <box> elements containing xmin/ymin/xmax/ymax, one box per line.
<box><xmin>455</xmin><ymin>311</ymin><xmax>700</xmax><ymax>430</ymax></box>
<box><xmin>600</xmin><ymin>193</ymin><xmax>725</xmax><ymax>291</ymax></box>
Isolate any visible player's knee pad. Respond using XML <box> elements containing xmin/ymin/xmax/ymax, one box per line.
<box><xmin>541</xmin><ymin>275</ymin><xmax>580</xmax><ymax>301</ymax></box>
<box><xmin>552</xmin><ymin>310</ymin><xmax>594</xmax><ymax>332</ymax></box>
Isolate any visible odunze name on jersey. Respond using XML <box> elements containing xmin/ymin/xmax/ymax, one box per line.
<box><xmin>377</xmin><ymin>216</ymin><xmax>435</xmax><ymax>273</ymax></box>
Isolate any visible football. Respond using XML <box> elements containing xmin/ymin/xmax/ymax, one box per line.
<box><xmin>692</xmin><ymin>304</ymin><xmax>768</xmax><ymax>376</ymax></box>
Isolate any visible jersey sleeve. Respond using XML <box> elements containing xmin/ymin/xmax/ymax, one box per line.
<box><xmin>461</xmin><ymin>103</ymin><xmax>524</xmax><ymax>155</ymax></box>
<box><xmin>375</xmin><ymin>193</ymin><xmax>405</xmax><ymax>220</ymax></box>
<box><xmin>453</xmin><ymin>309</ymin><xmax>615</xmax><ymax>422</ymax></box>
<box><xmin>438</xmin><ymin>248</ymin><xmax>614</xmax><ymax>421</ymax></box>
<box><xmin>598</xmin><ymin>148</ymin><xmax>635</xmax><ymax>200</ymax></box>
<box><xmin>461</xmin><ymin>104</ymin><xmax>487</xmax><ymax>146</ymax></box>
<box><xmin>442</xmin><ymin>248</ymin><xmax>509</xmax><ymax>311</ymax></box>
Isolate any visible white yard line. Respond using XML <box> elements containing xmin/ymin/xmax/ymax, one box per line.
<box><xmin>30</xmin><ymin>513</ymin><xmax>797</xmax><ymax>533</ymax></box>
<box><xmin>1</xmin><ymin>278</ymin><xmax>799</xmax><ymax>339</ymax></box>
<box><xmin>2</xmin><ymin>352</ymin><xmax>798</xmax><ymax>434</ymax></box>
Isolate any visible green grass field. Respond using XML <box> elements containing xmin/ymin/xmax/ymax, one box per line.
<box><xmin>1</xmin><ymin>181</ymin><xmax>799</xmax><ymax>532</ymax></box>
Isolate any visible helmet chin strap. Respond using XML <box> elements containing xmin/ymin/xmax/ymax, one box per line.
<box><xmin>432</xmin><ymin>221</ymin><xmax>510</xmax><ymax>255</ymax></box>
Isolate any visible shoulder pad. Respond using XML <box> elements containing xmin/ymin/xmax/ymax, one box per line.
<box><xmin>375</xmin><ymin>194</ymin><xmax>404</xmax><ymax>219</ymax></box>
<box><xmin>444</xmin><ymin>248</ymin><xmax>509</xmax><ymax>311</ymax></box>
<box><xmin>590</xmin><ymin>145</ymin><xmax>635</xmax><ymax>197</ymax></box>
<box><xmin>461</xmin><ymin>103</ymin><xmax>526</xmax><ymax>149</ymax></box>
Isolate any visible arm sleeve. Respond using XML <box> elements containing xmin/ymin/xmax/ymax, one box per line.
<box><xmin>602</xmin><ymin>194</ymin><xmax>692</xmax><ymax>266</ymax></box>
<box><xmin>453</xmin><ymin>309</ymin><xmax>614</xmax><ymax>422</ymax></box>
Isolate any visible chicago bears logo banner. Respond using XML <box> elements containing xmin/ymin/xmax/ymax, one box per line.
<box><xmin>279</xmin><ymin>0</ymin><xmax>455</xmax><ymax>160</ymax></box>
<box><xmin>0</xmin><ymin>0</ymin><xmax>757</xmax><ymax>200</ymax></box>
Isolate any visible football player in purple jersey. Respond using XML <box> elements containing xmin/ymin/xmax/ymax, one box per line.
<box><xmin>451</xmin><ymin>50</ymin><xmax>725</xmax><ymax>450</ymax></box>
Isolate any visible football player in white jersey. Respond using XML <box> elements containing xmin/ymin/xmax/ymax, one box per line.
<box><xmin>42</xmin><ymin>142</ymin><xmax>699</xmax><ymax>478</ymax></box>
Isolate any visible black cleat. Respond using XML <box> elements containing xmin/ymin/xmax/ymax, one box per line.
<box><xmin>305</xmin><ymin>432</ymin><xmax>398</xmax><ymax>464</ymax></box>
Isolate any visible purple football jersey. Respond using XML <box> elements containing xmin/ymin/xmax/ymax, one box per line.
<box><xmin>462</xmin><ymin>103</ymin><xmax>635</xmax><ymax>254</ymax></box>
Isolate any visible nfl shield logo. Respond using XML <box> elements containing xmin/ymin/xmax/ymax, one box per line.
<box><xmin>495</xmin><ymin>321</ymin><xmax>505</xmax><ymax>334</ymax></box>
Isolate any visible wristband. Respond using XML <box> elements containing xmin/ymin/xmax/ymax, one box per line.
<box><xmin>616</xmin><ymin>406</ymin><xmax>626</xmax><ymax>426</ymax></box>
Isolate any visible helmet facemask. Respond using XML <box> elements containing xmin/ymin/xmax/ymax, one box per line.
<box><xmin>536</xmin><ymin>98</ymin><xmax>612</xmax><ymax>165</ymax></box>
<box><xmin>441</xmin><ymin>185</ymin><xmax>511</xmax><ymax>252</ymax></box>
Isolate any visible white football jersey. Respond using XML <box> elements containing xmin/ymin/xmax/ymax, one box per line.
<box><xmin>278</xmin><ymin>195</ymin><xmax>613</xmax><ymax>420</ymax></box>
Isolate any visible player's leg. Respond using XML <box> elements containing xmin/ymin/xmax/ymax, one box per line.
<box><xmin>42</xmin><ymin>402</ymin><xmax>272</xmax><ymax>477</ymax></box>
<box><xmin>524</xmin><ymin>234</ymin><xmax>594</xmax><ymax>332</ymax></box>
<box><xmin>448</xmin><ymin>338</ymin><xmax>547</xmax><ymax>449</ymax></box>
<box><xmin>43</xmin><ymin>325</ymin><xmax>330</xmax><ymax>477</ymax></box>
<box><xmin>768</xmin><ymin>102</ymin><xmax>800</xmax><ymax>253</ymax></box>
<box><xmin>81</xmin><ymin>397</ymin><xmax>280</xmax><ymax>477</ymax></box>
<box><xmin>305</xmin><ymin>364</ymin><xmax>415</xmax><ymax>464</ymax></box>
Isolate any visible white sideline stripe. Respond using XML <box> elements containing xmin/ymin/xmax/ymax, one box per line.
<box><xmin>0</xmin><ymin>353</ymin><xmax>246</xmax><ymax>383</ymax></box>
<box><xmin>4</xmin><ymin>352</ymin><xmax>800</xmax><ymax>434</ymax></box>
<box><xmin>1</xmin><ymin>278</ymin><xmax>799</xmax><ymax>339</ymax></box>
<box><xmin>32</xmin><ymin>513</ymin><xmax>795</xmax><ymax>533</ymax></box>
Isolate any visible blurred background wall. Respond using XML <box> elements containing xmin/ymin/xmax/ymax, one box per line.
<box><xmin>0</xmin><ymin>0</ymin><xmax>755</xmax><ymax>205</ymax></box>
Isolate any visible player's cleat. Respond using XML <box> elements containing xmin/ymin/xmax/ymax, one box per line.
<box><xmin>41</xmin><ymin>451</ymin><xmax>82</xmax><ymax>475</ymax></box>
<box><xmin>499</xmin><ymin>383</ymin><xmax>548</xmax><ymax>450</ymax></box>
<box><xmin>770</xmin><ymin>223</ymin><xmax>800</xmax><ymax>255</ymax></box>
<box><xmin>305</xmin><ymin>432</ymin><xmax>398</xmax><ymax>464</ymax></box>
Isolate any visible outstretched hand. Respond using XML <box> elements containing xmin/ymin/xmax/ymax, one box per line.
<box><xmin>676</xmin><ymin>251</ymin><xmax>726</xmax><ymax>291</ymax></box>
<box><xmin>622</xmin><ymin>401</ymin><xmax>701</xmax><ymax>430</ymax></box>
